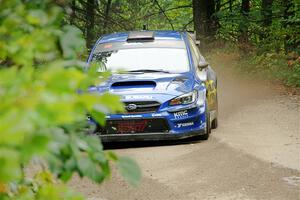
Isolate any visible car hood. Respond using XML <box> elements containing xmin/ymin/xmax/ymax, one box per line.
<box><xmin>90</xmin><ymin>72</ymin><xmax>194</xmax><ymax>103</ymax></box>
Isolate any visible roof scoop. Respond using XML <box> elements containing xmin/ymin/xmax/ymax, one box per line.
<box><xmin>127</xmin><ymin>31</ymin><xmax>154</xmax><ymax>42</ymax></box>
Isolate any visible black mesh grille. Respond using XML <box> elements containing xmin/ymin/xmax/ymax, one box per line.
<box><xmin>98</xmin><ymin>118</ymin><xmax>169</xmax><ymax>134</ymax></box>
<box><xmin>123</xmin><ymin>101</ymin><xmax>160</xmax><ymax>114</ymax></box>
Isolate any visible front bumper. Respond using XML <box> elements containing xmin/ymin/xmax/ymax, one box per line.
<box><xmin>98</xmin><ymin>129</ymin><xmax>205</xmax><ymax>142</ymax></box>
<box><xmin>88</xmin><ymin>103</ymin><xmax>207</xmax><ymax>142</ymax></box>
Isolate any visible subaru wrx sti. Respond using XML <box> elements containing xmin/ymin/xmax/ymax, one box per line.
<box><xmin>87</xmin><ymin>31</ymin><xmax>218</xmax><ymax>142</ymax></box>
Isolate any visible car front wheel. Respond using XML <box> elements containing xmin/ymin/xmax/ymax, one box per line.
<box><xmin>200</xmin><ymin>104</ymin><xmax>211</xmax><ymax>140</ymax></box>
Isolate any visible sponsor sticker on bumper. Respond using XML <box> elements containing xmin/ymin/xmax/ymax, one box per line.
<box><xmin>173</xmin><ymin>110</ymin><xmax>188</xmax><ymax>119</ymax></box>
<box><xmin>176</xmin><ymin>122</ymin><xmax>194</xmax><ymax>128</ymax></box>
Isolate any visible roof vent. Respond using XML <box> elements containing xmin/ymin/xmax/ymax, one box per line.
<box><xmin>127</xmin><ymin>31</ymin><xmax>154</xmax><ymax>42</ymax></box>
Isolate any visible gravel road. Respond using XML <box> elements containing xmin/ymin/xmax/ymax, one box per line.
<box><xmin>70</xmin><ymin>53</ymin><xmax>300</xmax><ymax>200</ymax></box>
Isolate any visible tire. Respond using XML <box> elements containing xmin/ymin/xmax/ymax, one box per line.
<box><xmin>211</xmin><ymin>118</ymin><xmax>218</xmax><ymax>129</ymax></box>
<box><xmin>200</xmin><ymin>104</ymin><xmax>211</xmax><ymax>140</ymax></box>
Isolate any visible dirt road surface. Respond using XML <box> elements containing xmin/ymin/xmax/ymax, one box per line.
<box><xmin>70</xmin><ymin>53</ymin><xmax>300</xmax><ymax>200</ymax></box>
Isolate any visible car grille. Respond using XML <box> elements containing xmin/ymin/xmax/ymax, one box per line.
<box><xmin>123</xmin><ymin>101</ymin><xmax>160</xmax><ymax>114</ymax></box>
<box><xmin>98</xmin><ymin>118</ymin><xmax>169</xmax><ymax>134</ymax></box>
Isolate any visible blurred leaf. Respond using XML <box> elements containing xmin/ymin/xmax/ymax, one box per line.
<box><xmin>90</xmin><ymin>109</ymin><xmax>106</xmax><ymax>126</ymax></box>
<box><xmin>85</xmin><ymin>135</ymin><xmax>103</xmax><ymax>152</ymax></box>
<box><xmin>0</xmin><ymin>149</ymin><xmax>21</xmax><ymax>183</ymax></box>
<box><xmin>117</xmin><ymin>156</ymin><xmax>141</xmax><ymax>186</ymax></box>
<box><xmin>20</xmin><ymin>133</ymin><xmax>50</xmax><ymax>163</ymax></box>
<box><xmin>106</xmin><ymin>151</ymin><xmax>118</xmax><ymax>161</ymax></box>
<box><xmin>59</xmin><ymin>25</ymin><xmax>85</xmax><ymax>60</ymax></box>
<box><xmin>0</xmin><ymin>0</ymin><xmax>141</xmax><ymax>198</ymax></box>
<box><xmin>76</xmin><ymin>155</ymin><xmax>104</xmax><ymax>183</ymax></box>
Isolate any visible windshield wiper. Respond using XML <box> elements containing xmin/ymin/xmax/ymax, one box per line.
<box><xmin>127</xmin><ymin>69</ymin><xmax>170</xmax><ymax>73</ymax></box>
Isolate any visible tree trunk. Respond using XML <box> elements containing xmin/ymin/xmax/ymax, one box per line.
<box><xmin>86</xmin><ymin>0</ymin><xmax>95</xmax><ymax>49</ymax></box>
<box><xmin>216</xmin><ymin>0</ymin><xmax>221</xmax><ymax>12</ymax></box>
<box><xmin>238</xmin><ymin>0</ymin><xmax>250</xmax><ymax>43</ymax></box>
<box><xmin>261</xmin><ymin>0</ymin><xmax>273</xmax><ymax>27</ymax></box>
<box><xmin>70</xmin><ymin>0</ymin><xmax>76</xmax><ymax>25</ymax></box>
<box><xmin>207</xmin><ymin>0</ymin><xmax>217</xmax><ymax>36</ymax></box>
<box><xmin>193</xmin><ymin>0</ymin><xmax>216</xmax><ymax>40</ymax></box>
<box><xmin>241</xmin><ymin>0</ymin><xmax>250</xmax><ymax>15</ymax></box>
<box><xmin>103</xmin><ymin>0</ymin><xmax>112</xmax><ymax>33</ymax></box>
<box><xmin>260</xmin><ymin>0</ymin><xmax>273</xmax><ymax>41</ymax></box>
<box><xmin>282</xmin><ymin>0</ymin><xmax>297</xmax><ymax>53</ymax></box>
<box><xmin>192</xmin><ymin>0</ymin><xmax>200</xmax><ymax>39</ymax></box>
<box><xmin>215</xmin><ymin>0</ymin><xmax>222</xmax><ymax>32</ymax></box>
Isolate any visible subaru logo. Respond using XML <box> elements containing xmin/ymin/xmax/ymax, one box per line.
<box><xmin>126</xmin><ymin>104</ymin><xmax>137</xmax><ymax>111</ymax></box>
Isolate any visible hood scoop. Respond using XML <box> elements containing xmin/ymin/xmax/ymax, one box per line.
<box><xmin>111</xmin><ymin>81</ymin><xmax>156</xmax><ymax>90</ymax></box>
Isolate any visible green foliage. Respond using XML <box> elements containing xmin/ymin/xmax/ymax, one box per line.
<box><xmin>209</xmin><ymin>48</ymin><xmax>300</xmax><ymax>87</ymax></box>
<box><xmin>212</xmin><ymin>0</ymin><xmax>300</xmax><ymax>87</ymax></box>
<box><xmin>0</xmin><ymin>0</ymin><xmax>141</xmax><ymax>199</ymax></box>
<box><xmin>67</xmin><ymin>0</ymin><xmax>299</xmax><ymax>88</ymax></box>
<box><xmin>249</xmin><ymin>52</ymin><xmax>300</xmax><ymax>87</ymax></box>
<box><xmin>68</xmin><ymin>0</ymin><xmax>192</xmax><ymax>40</ymax></box>
<box><xmin>215</xmin><ymin>0</ymin><xmax>300</xmax><ymax>53</ymax></box>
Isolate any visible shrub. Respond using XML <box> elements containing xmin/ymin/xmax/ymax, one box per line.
<box><xmin>0</xmin><ymin>0</ymin><xmax>140</xmax><ymax>199</ymax></box>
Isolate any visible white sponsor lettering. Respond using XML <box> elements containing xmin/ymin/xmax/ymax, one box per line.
<box><xmin>174</xmin><ymin>110</ymin><xmax>188</xmax><ymax>119</ymax></box>
<box><xmin>177</xmin><ymin>122</ymin><xmax>194</xmax><ymax>128</ymax></box>
<box><xmin>151</xmin><ymin>113</ymin><xmax>163</xmax><ymax>117</ymax></box>
<box><xmin>123</xmin><ymin>95</ymin><xmax>153</xmax><ymax>100</ymax></box>
<box><xmin>121</xmin><ymin>115</ymin><xmax>142</xmax><ymax>118</ymax></box>
<box><xmin>152</xmin><ymin>112</ymin><xmax>168</xmax><ymax>117</ymax></box>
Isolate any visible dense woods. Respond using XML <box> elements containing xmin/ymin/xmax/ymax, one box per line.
<box><xmin>64</xmin><ymin>0</ymin><xmax>299</xmax><ymax>54</ymax></box>
<box><xmin>1</xmin><ymin>0</ymin><xmax>298</xmax><ymax>80</ymax></box>
<box><xmin>62</xmin><ymin>0</ymin><xmax>299</xmax><ymax>86</ymax></box>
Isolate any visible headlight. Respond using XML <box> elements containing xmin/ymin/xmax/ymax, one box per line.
<box><xmin>169</xmin><ymin>90</ymin><xmax>197</xmax><ymax>106</ymax></box>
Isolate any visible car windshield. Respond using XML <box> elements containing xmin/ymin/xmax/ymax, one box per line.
<box><xmin>92</xmin><ymin>48</ymin><xmax>190</xmax><ymax>73</ymax></box>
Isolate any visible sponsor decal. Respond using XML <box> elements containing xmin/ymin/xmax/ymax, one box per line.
<box><xmin>123</xmin><ymin>43</ymin><xmax>143</xmax><ymax>46</ymax></box>
<box><xmin>151</xmin><ymin>112</ymin><xmax>168</xmax><ymax>117</ymax></box>
<box><xmin>173</xmin><ymin>110</ymin><xmax>188</xmax><ymax>119</ymax></box>
<box><xmin>151</xmin><ymin>113</ymin><xmax>163</xmax><ymax>117</ymax></box>
<box><xmin>121</xmin><ymin>115</ymin><xmax>142</xmax><ymax>118</ymax></box>
<box><xmin>177</xmin><ymin>122</ymin><xmax>194</xmax><ymax>128</ymax></box>
<box><xmin>123</xmin><ymin>95</ymin><xmax>153</xmax><ymax>100</ymax></box>
<box><xmin>104</xmin><ymin>43</ymin><xmax>113</xmax><ymax>48</ymax></box>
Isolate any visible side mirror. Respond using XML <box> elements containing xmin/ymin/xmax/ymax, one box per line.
<box><xmin>198</xmin><ymin>61</ymin><xmax>209</xmax><ymax>70</ymax></box>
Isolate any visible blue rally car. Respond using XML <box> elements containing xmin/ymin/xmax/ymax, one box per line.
<box><xmin>87</xmin><ymin>31</ymin><xmax>218</xmax><ymax>142</ymax></box>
